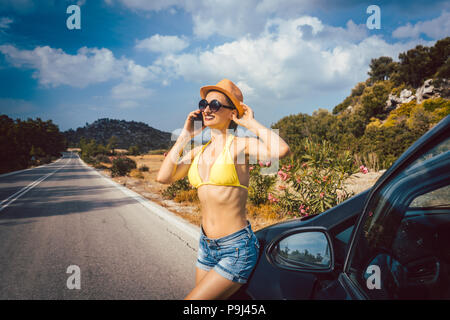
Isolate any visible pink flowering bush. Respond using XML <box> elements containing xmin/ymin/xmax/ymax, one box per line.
<box><xmin>359</xmin><ymin>165</ymin><xmax>369</xmax><ymax>174</ymax></box>
<box><xmin>270</xmin><ymin>138</ymin><xmax>358</xmax><ymax>218</ymax></box>
<box><xmin>248</xmin><ymin>162</ymin><xmax>277</xmax><ymax>205</ymax></box>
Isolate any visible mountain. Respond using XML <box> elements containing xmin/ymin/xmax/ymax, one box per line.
<box><xmin>64</xmin><ymin>118</ymin><xmax>171</xmax><ymax>152</ymax></box>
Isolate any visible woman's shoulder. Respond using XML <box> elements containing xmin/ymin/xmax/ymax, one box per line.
<box><xmin>179</xmin><ymin>143</ymin><xmax>204</xmax><ymax>164</ymax></box>
<box><xmin>233</xmin><ymin>135</ymin><xmax>258</xmax><ymax>145</ymax></box>
<box><xmin>231</xmin><ymin>135</ymin><xmax>257</xmax><ymax>154</ymax></box>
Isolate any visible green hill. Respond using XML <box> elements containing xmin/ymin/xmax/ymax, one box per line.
<box><xmin>272</xmin><ymin>37</ymin><xmax>450</xmax><ymax>170</ymax></box>
<box><xmin>64</xmin><ymin>118</ymin><xmax>171</xmax><ymax>153</ymax></box>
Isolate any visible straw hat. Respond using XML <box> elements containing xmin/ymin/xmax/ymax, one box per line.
<box><xmin>200</xmin><ymin>79</ymin><xmax>244</xmax><ymax>118</ymax></box>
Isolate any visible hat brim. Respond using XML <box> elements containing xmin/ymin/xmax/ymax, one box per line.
<box><xmin>200</xmin><ymin>85</ymin><xmax>243</xmax><ymax>118</ymax></box>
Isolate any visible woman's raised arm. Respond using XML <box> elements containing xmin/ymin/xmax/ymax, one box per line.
<box><xmin>156</xmin><ymin>110</ymin><xmax>204</xmax><ymax>184</ymax></box>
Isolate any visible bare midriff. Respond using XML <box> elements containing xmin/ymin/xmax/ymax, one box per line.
<box><xmin>198</xmin><ymin>184</ymin><xmax>249</xmax><ymax>239</ymax></box>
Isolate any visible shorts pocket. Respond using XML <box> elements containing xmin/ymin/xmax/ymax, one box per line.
<box><xmin>221</xmin><ymin>238</ymin><xmax>248</xmax><ymax>266</ymax></box>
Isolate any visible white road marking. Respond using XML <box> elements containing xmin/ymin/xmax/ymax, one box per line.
<box><xmin>0</xmin><ymin>157</ymin><xmax>62</xmax><ymax>179</ymax></box>
<box><xmin>0</xmin><ymin>157</ymin><xmax>71</xmax><ymax>213</ymax></box>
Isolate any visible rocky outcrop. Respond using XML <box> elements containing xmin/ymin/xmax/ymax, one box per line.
<box><xmin>385</xmin><ymin>78</ymin><xmax>450</xmax><ymax>111</ymax></box>
<box><xmin>415</xmin><ymin>78</ymin><xmax>450</xmax><ymax>103</ymax></box>
<box><xmin>385</xmin><ymin>89</ymin><xmax>416</xmax><ymax>112</ymax></box>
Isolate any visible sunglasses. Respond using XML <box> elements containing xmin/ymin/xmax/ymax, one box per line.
<box><xmin>198</xmin><ymin>99</ymin><xmax>235</xmax><ymax>112</ymax></box>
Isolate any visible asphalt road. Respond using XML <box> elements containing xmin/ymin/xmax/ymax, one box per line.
<box><xmin>0</xmin><ymin>152</ymin><xmax>199</xmax><ymax>299</ymax></box>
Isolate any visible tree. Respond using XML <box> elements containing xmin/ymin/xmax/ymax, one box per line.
<box><xmin>107</xmin><ymin>135</ymin><xmax>119</xmax><ymax>155</ymax></box>
<box><xmin>128</xmin><ymin>145</ymin><xmax>140</xmax><ymax>156</ymax></box>
<box><xmin>397</xmin><ymin>45</ymin><xmax>432</xmax><ymax>87</ymax></box>
<box><xmin>359</xmin><ymin>81</ymin><xmax>394</xmax><ymax>121</ymax></box>
<box><xmin>429</xmin><ymin>37</ymin><xmax>450</xmax><ymax>77</ymax></box>
<box><xmin>0</xmin><ymin>115</ymin><xmax>66</xmax><ymax>173</ymax></box>
<box><xmin>368</xmin><ymin>56</ymin><xmax>397</xmax><ymax>83</ymax></box>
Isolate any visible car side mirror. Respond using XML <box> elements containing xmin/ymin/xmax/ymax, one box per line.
<box><xmin>268</xmin><ymin>228</ymin><xmax>334</xmax><ymax>272</ymax></box>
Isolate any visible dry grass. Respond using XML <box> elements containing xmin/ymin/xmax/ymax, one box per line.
<box><xmin>246</xmin><ymin>203</ymin><xmax>291</xmax><ymax>231</ymax></box>
<box><xmin>129</xmin><ymin>169</ymin><xmax>144</xmax><ymax>179</ymax></box>
<box><xmin>174</xmin><ymin>189</ymin><xmax>199</xmax><ymax>203</ymax></box>
<box><xmin>127</xmin><ymin>154</ymin><xmax>166</xmax><ymax>192</ymax></box>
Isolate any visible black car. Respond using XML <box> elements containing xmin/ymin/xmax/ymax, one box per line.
<box><xmin>233</xmin><ymin>115</ymin><xmax>450</xmax><ymax>300</ymax></box>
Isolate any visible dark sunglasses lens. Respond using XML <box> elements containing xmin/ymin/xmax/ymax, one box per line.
<box><xmin>198</xmin><ymin>99</ymin><xmax>208</xmax><ymax>110</ymax></box>
<box><xmin>209</xmin><ymin>100</ymin><xmax>222</xmax><ymax>112</ymax></box>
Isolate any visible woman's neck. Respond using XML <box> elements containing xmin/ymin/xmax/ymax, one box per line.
<box><xmin>210</xmin><ymin>128</ymin><xmax>229</xmax><ymax>143</ymax></box>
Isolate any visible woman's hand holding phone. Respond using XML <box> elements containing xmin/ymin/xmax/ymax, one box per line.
<box><xmin>182</xmin><ymin>109</ymin><xmax>204</xmax><ymax>138</ymax></box>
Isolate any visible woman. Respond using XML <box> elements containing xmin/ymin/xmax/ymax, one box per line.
<box><xmin>157</xmin><ymin>79</ymin><xmax>290</xmax><ymax>299</ymax></box>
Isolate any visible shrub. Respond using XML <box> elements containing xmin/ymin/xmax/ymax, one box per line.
<box><xmin>359</xmin><ymin>80</ymin><xmax>394</xmax><ymax>120</ymax></box>
<box><xmin>162</xmin><ymin>177</ymin><xmax>193</xmax><ymax>199</ymax></box>
<box><xmin>110</xmin><ymin>157</ymin><xmax>137</xmax><ymax>177</ymax></box>
<box><xmin>93</xmin><ymin>162</ymin><xmax>107</xmax><ymax>169</ymax></box>
<box><xmin>391</xmin><ymin>84</ymin><xmax>406</xmax><ymax>97</ymax></box>
<box><xmin>269</xmin><ymin>138</ymin><xmax>356</xmax><ymax>218</ymax></box>
<box><xmin>138</xmin><ymin>165</ymin><xmax>149</xmax><ymax>172</ymax></box>
<box><xmin>128</xmin><ymin>145</ymin><xmax>141</xmax><ymax>156</ymax></box>
<box><xmin>95</xmin><ymin>154</ymin><xmax>111</xmax><ymax>163</ymax></box>
<box><xmin>248</xmin><ymin>163</ymin><xmax>277</xmax><ymax>205</ymax></box>
<box><xmin>354</xmin><ymin>152</ymin><xmax>380</xmax><ymax>172</ymax></box>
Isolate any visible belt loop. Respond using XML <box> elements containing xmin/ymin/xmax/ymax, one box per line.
<box><xmin>246</xmin><ymin>220</ymin><xmax>251</xmax><ymax>237</ymax></box>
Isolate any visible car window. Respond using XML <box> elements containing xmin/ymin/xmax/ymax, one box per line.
<box><xmin>335</xmin><ymin>226</ymin><xmax>354</xmax><ymax>244</ymax></box>
<box><xmin>409</xmin><ymin>185</ymin><xmax>450</xmax><ymax>209</ymax></box>
<box><xmin>333</xmin><ymin>225</ymin><xmax>356</xmax><ymax>267</ymax></box>
<box><xmin>407</xmin><ymin>138</ymin><xmax>450</xmax><ymax>171</ymax></box>
<box><xmin>345</xmin><ymin>136</ymin><xmax>450</xmax><ymax>299</ymax></box>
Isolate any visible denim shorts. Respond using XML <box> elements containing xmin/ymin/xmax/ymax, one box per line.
<box><xmin>196</xmin><ymin>221</ymin><xmax>260</xmax><ymax>284</ymax></box>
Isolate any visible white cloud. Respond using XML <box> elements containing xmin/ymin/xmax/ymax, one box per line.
<box><xmin>152</xmin><ymin>16</ymin><xmax>426</xmax><ymax>101</ymax></box>
<box><xmin>105</xmin><ymin>0</ymin><xmax>317</xmax><ymax>39</ymax></box>
<box><xmin>135</xmin><ymin>34</ymin><xmax>189</xmax><ymax>53</ymax></box>
<box><xmin>186</xmin><ymin>0</ymin><xmax>267</xmax><ymax>39</ymax></box>
<box><xmin>107</xmin><ymin>0</ymin><xmax>365</xmax><ymax>40</ymax></box>
<box><xmin>393</xmin><ymin>11</ymin><xmax>450</xmax><ymax>39</ymax></box>
<box><xmin>111</xmin><ymin>83</ymin><xmax>153</xmax><ymax>100</ymax></box>
<box><xmin>0</xmin><ymin>11</ymin><xmax>434</xmax><ymax>115</ymax></box>
<box><xmin>0</xmin><ymin>17</ymin><xmax>13</xmax><ymax>29</ymax></box>
<box><xmin>0</xmin><ymin>45</ymin><xmax>129</xmax><ymax>87</ymax></box>
<box><xmin>0</xmin><ymin>44</ymin><xmax>158</xmax><ymax>108</ymax></box>
<box><xmin>0</xmin><ymin>43</ymin><xmax>159</xmax><ymax>87</ymax></box>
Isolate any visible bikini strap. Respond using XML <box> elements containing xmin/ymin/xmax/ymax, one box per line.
<box><xmin>225</xmin><ymin>133</ymin><xmax>235</xmax><ymax>150</ymax></box>
<box><xmin>203</xmin><ymin>139</ymin><xmax>212</xmax><ymax>149</ymax></box>
<box><xmin>199</xmin><ymin>135</ymin><xmax>232</xmax><ymax>159</ymax></box>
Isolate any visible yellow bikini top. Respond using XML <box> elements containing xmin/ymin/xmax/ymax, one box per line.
<box><xmin>188</xmin><ymin>134</ymin><xmax>248</xmax><ymax>190</ymax></box>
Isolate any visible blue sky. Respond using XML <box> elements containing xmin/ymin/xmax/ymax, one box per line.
<box><xmin>0</xmin><ymin>0</ymin><xmax>449</xmax><ymax>134</ymax></box>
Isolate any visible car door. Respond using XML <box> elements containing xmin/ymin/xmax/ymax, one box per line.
<box><xmin>244</xmin><ymin>204</ymin><xmax>362</xmax><ymax>300</ymax></box>
<box><xmin>330</xmin><ymin>118</ymin><xmax>450</xmax><ymax>299</ymax></box>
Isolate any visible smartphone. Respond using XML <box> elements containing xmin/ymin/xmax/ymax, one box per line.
<box><xmin>193</xmin><ymin>111</ymin><xmax>204</xmax><ymax>126</ymax></box>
